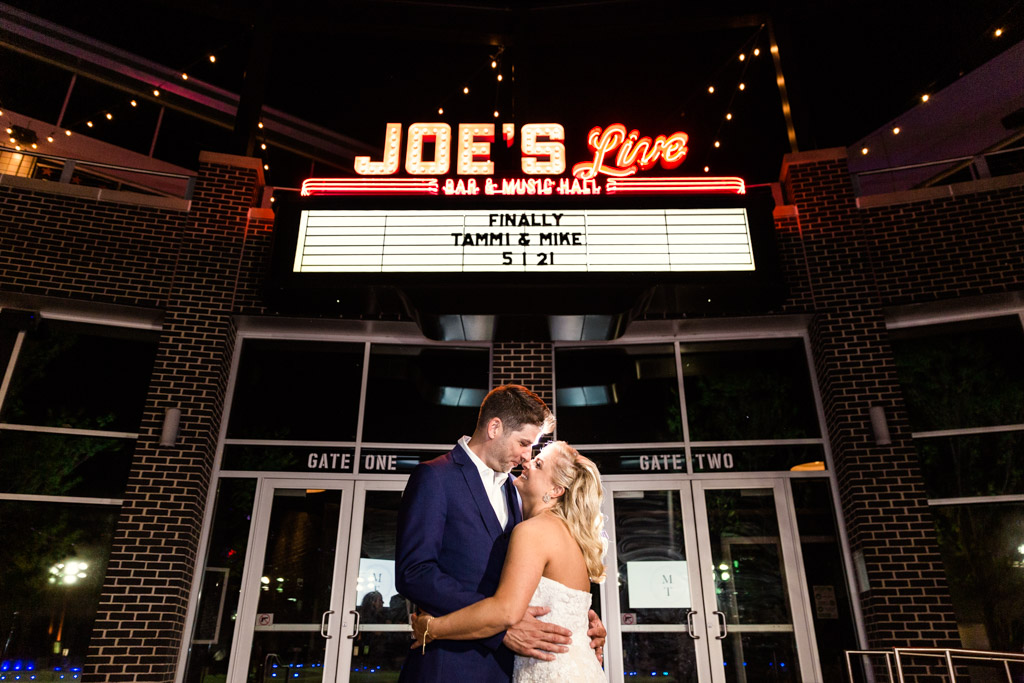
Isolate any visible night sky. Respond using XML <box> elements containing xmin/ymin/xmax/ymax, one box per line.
<box><xmin>2</xmin><ymin>0</ymin><xmax>1021</xmax><ymax>187</ymax></box>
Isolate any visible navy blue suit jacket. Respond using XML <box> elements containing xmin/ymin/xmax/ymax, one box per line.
<box><xmin>395</xmin><ymin>443</ymin><xmax>523</xmax><ymax>682</ymax></box>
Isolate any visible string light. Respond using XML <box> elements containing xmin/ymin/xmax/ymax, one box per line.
<box><xmin>209</xmin><ymin>54</ymin><xmax>216</xmax><ymax>63</ymax></box>
<box><xmin>65</xmin><ymin>130</ymin><xmax>72</xmax><ymax>136</ymax></box>
<box><xmin>497</xmin><ymin>74</ymin><xmax>503</xmax><ymax>81</ymax></box>
<box><xmin>739</xmin><ymin>53</ymin><xmax>746</xmax><ymax>61</ymax></box>
<box><xmin>463</xmin><ymin>86</ymin><xmax>470</xmax><ymax>94</ymax></box>
<box><xmin>738</xmin><ymin>82</ymin><xmax>746</xmax><ymax>90</ymax></box>
<box><xmin>714</xmin><ymin>140</ymin><xmax>721</xmax><ymax>148</ymax></box>
<box><xmin>130</xmin><ymin>99</ymin><xmax>138</xmax><ymax>107</ymax></box>
<box><xmin>708</xmin><ymin>85</ymin><xmax>715</xmax><ymax>93</ymax></box>
<box><xmin>892</xmin><ymin>126</ymin><xmax>901</xmax><ymax>135</ymax></box>
<box><xmin>493</xmin><ymin>110</ymin><xmax>499</xmax><ymax>118</ymax></box>
<box><xmin>921</xmin><ymin>94</ymin><xmax>929</xmax><ymax>102</ymax></box>
<box><xmin>106</xmin><ymin>113</ymin><xmax>113</xmax><ymax>120</ymax></box>
<box><xmin>263</xmin><ymin>163</ymin><xmax>269</xmax><ymax>170</ymax></box>
<box><xmin>994</xmin><ymin>28</ymin><xmax>1003</xmax><ymax>37</ymax></box>
<box><xmin>726</xmin><ymin>113</ymin><xmax>732</xmax><ymax>120</ymax></box>
<box><xmin>861</xmin><ymin>147</ymin><xmax>869</xmax><ymax>155</ymax></box>
<box><xmin>704</xmin><ymin>166</ymin><xmax>710</xmax><ymax>172</ymax></box>
<box><xmin>491</xmin><ymin>60</ymin><xmax>497</xmax><ymax>68</ymax></box>
<box><xmin>153</xmin><ymin>89</ymin><xmax>161</xmax><ymax>97</ymax></box>
<box><xmin>753</xmin><ymin>48</ymin><xmax>760</xmax><ymax>56</ymax></box>
<box><xmin>438</xmin><ymin>107</ymin><xmax>444</xmax><ymax>115</ymax></box>
<box><xmin>87</xmin><ymin>121</ymin><xmax>94</xmax><ymax>127</ymax></box>
<box><xmin>181</xmin><ymin>73</ymin><xmax>188</xmax><ymax>80</ymax></box>
<box><xmin>260</xmin><ymin>143</ymin><xmax>267</xmax><ymax>150</ymax></box>
<box><xmin>46</xmin><ymin>136</ymin><xmax>54</xmax><ymax>143</ymax></box>
<box><xmin>31</xmin><ymin>143</ymin><xmax>37</xmax><ymax>149</ymax></box>
<box><xmin>258</xmin><ymin>121</ymin><xmax>264</xmax><ymax>129</ymax></box>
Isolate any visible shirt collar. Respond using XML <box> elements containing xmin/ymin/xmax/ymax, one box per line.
<box><xmin>458</xmin><ymin>435</ymin><xmax>509</xmax><ymax>488</ymax></box>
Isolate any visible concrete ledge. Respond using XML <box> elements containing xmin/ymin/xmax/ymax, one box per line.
<box><xmin>198</xmin><ymin>151</ymin><xmax>266</xmax><ymax>185</ymax></box>
<box><xmin>249</xmin><ymin>207</ymin><xmax>276</xmax><ymax>222</ymax></box>
<box><xmin>856</xmin><ymin>171</ymin><xmax>1024</xmax><ymax>209</ymax></box>
<box><xmin>0</xmin><ymin>173</ymin><xmax>191</xmax><ymax>211</ymax></box>
<box><xmin>779</xmin><ymin>147</ymin><xmax>848</xmax><ymax>182</ymax></box>
<box><xmin>773</xmin><ymin>205</ymin><xmax>799</xmax><ymax>219</ymax></box>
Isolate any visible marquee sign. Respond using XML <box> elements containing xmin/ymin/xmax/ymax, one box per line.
<box><xmin>267</xmin><ymin>119</ymin><xmax>783</xmax><ymax>334</ymax></box>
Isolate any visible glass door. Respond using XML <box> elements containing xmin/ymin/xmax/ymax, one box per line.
<box><xmin>604</xmin><ymin>479</ymin><xmax>821</xmax><ymax>683</ymax></box>
<box><xmin>604</xmin><ymin>483</ymin><xmax>713</xmax><ymax>682</ymax></box>
<box><xmin>692</xmin><ymin>479</ymin><xmax>820</xmax><ymax>683</ymax></box>
<box><xmin>335</xmin><ymin>481</ymin><xmax>412</xmax><ymax>681</ymax></box>
<box><xmin>228</xmin><ymin>479</ymin><xmax>355</xmax><ymax>683</ymax></box>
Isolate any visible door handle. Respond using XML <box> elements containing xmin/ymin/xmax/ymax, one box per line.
<box><xmin>347</xmin><ymin>609</ymin><xmax>361</xmax><ymax>639</ymax></box>
<box><xmin>320</xmin><ymin>610</ymin><xmax>334</xmax><ymax>639</ymax></box>
<box><xmin>713</xmin><ymin>610</ymin><xmax>728</xmax><ymax>639</ymax></box>
<box><xmin>685</xmin><ymin>609</ymin><xmax>700</xmax><ymax>639</ymax></box>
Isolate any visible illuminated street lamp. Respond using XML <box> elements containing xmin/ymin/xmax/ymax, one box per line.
<box><xmin>48</xmin><ymin>561</ymin><xmax>88</xmax><ymax>586</ymax></box>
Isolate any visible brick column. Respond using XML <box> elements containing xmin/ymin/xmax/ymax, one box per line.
<box><xmin>782</xmin><ymin>149</ymin><xmax>961</xmax><ymax>649</ymax></box>
<box><xmin>84</xmin><ymin>153</ymin><xmax>266</xmax><ymax>682</ymax></box>
<box><xmin>493</xmin><ymin>342</ymin><xmax>554</xmax><ymax>405</ymax></box>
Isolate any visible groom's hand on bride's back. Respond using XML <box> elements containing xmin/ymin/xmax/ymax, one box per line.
<box><xmin>502</xmin><ymin>606</ymin><xmax>572</xmax><ymax>661</ymax></box>
<box><xmin>587</xmin><ymin>610</ymin><xmax>606</xmax><ymax>665</ymax></box>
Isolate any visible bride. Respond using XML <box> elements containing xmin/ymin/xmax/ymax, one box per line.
<box><xmin>411</xmin><ymin>441</ymin><xmax>607</xmax><ymax>682</ymax></box>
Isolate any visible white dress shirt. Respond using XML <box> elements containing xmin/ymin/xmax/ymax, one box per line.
<box><xmin>459</xmin><ymin>435</ymin><xmax>510</xmax><ymax>528</ymax></box>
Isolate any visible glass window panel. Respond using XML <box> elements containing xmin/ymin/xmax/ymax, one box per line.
<box><xmin>931</xmin><ymin>502</ymin><xmax>1024</xmax><ymax>653</ymax></box>
<box><xmin>721</xmin><ymin>633</ymin><xmax>801</xmax><ymax>682</ymax></box>
<box><xmin>791</xmin><ymin>480</ymin><xmax>860</xmax><ymax>683</ymax></box>
<box><xmin>555</xmin><ymin>345</ymin><xmax>682</xmax><ymax>443</ymax></box>
<box><xmin>256</xmin><ymin>489</ymin><xmax>342</xmax><ymax>624</ymax></box>
<box><xmin>0</xmin><ymin>500</ymin><xmax>118</xmax><ymax>678</ymax></box>
<box><xmin>621</xmin><ymin>632</ymin><xmax>699</xmax><ymax>682</ymax></box>
<box><xmin>245</xmin><ymin>631</ymin><xmax>329</xmax><ymax>683</ymax></box>
<box><xmin>891</xmin><ymin>316</ymin><xmax>1024</xmax><ymax>431</ymax></box>
<box><xmin>183</xmin><ymin>478</ymin><xmax>257</xmax><ymax>683</ymax></box>
<box><xmin>227</xmin><ymin>339</ymin><xmax>363</xmax><ymax>441</ymax></box>
<box><xmin>682</xmin><ymin>339</ymin><xmax>820</xmax><ymax>441</ymax></box>
<box><xmin>916</xmin><ymin>430</ymin><xmax>1024</xmax><ymax>499</ymax></box>
<box><xmin>361</xmin><ymin>345</ymin><xmax>489</xmax><ymax>444</ymax></box>
<box><xmin>0</xmin><ymin>320</ymin><xmax>158</xmax><ymax>431</ymax></box>
<box><xmin>0</xmin><ymin>430</ymin><xmax>134</xmax><ymax>497</ymax></box>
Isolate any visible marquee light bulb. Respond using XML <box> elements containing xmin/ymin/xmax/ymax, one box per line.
<box><xmin>263</xmin><ymin>164</ymin><xmax>269</xmax><ymax>170</ymax></box>
<box><xmin>258</xmin><ymin>121</ymin><xmax>264</xmax><ymax>128</ymax></box>
<box><xmin>704</xmin><ymin>166</ymin><xmax>710</xmax><ymax>172</ymax></box>
<box><xmin>130</xmin><ymin>99</ymin><xmax>137</xmax><ymax>107</ymax></box>
<box><xmin>65</xmin><ymin>130</ymin><xmax>72</xmax><ymax>136</ymax></box>
<box><xmin>497</xmin><ymin>74</ymin><xmax>503</xmax><ymax>81</ymax></box>
<box><xmin>46</xmin><ymin>136</ymin><xmax>54</xmax><ymax>143</ymax></box>
<box><xmin>87</xmin><ymin>121</ymin><xmax>94</xmax><ymax>127</ymax></box>
<box><xmin>181</xmin><ymin>73</ymin><xmax>188</xmax><ymax>80</ymax></box>
<box><xmin>493</xmin><ymin>110</ymin><xmax>499</xmax><ymax>118</ymax></box>
<box><xmin>4</xmin><ymin>127</ymin><xmax>10</xmax><ymax>134</ymax></box>
<box><xmin>31</xmin><ymin>143</ymin><xmax>37</xmax><ymax>149</ymax></box>
<box><xmin>438</xmin><ymin>107</ymin><xmax>444</xmax><ymax>114</ymax></box>
<box><xmin>8</xmin><ymin>137</ymin><xmax>14</xmax><ymax>144</ymax></box>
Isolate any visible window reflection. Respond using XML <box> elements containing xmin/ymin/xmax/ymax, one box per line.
<box><xmin>0</xmin><ymin>430</ymin><xmax>134</xmax><ymax>497</ymax></box>
<box><xmin>227</xmin><ymin>340</ymin><xmax>363</xmax><ymax>441</ymax></box>
<box><xmin>361</xmin><ymin>345</ymin><xmax>488</xmax><ymax>444</ymax></box>
<box><xmin>682</xmin><ymin>339</ymin><xmax>820</xmax><ymax>441</ymax></box>
<box><xmin>0</xmin><ymin>320</ymin><xmax>157</xmax><ymax>431</ymax></box>
<box><xmin>555</xmin><ymin>345</ymin><xmax>681</xmax><ymax>443</ymax></box>
<box><xmin>0</xmin><ymin>500</ymin><xmax>118</xmax><ymax>677</ymax></box>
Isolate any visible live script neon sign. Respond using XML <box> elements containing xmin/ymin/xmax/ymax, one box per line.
<box><xmin>300</xmin><ymin>122</ymin><xmax>745</xmax><ymax>197</ymax></box>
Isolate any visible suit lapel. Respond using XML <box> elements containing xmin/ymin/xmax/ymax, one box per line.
<box><xmin>506</xmin><ymin>473</ymin><xmax>523</xmax><ymax>526</ymax></box>
<box><xmin>453</xmin><ymin>443</ymin><xmax>503</xmax><ymax>538</ymax></box>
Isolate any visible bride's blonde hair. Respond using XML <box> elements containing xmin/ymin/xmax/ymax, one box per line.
<box><xmin>542</xmin><ymin>441</ymin><xmax>607</xmax><ymax>583</ymax></box>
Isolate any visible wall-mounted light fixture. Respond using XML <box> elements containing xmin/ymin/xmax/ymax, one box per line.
<box><xmin>160</xmin><ymin>407</ymin><xmax>181</xmax><ymax>447</ymax></box>
<box><xmin>869</xmin><ymin>404</ymin><xmax>891</xmax><ymax>445</ymax></box>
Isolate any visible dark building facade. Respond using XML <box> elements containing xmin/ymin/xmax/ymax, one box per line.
<box><xmin>1</xmin><ymin>147</ymin><xmax>1022</xmax><ymax>683</ymax></box>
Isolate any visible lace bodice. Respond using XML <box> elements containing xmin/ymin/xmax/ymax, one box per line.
<box><xmin>513</xmin><ymin>576</ymin><xmax>605</xmax><ymax>682</ymax></box>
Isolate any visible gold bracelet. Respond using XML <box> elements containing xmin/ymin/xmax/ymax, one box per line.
<box><xmin>421</xmin><ymin>616</ymin><xmax>435</xmax><ymax>655</ymax></box>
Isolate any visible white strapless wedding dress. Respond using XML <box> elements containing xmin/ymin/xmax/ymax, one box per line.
<box><xmin>513</xmin><ymin>576</ymin><xmax>605</xmax><ymax>682</ymax></box>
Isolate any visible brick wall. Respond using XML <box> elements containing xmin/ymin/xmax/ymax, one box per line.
<box><xmin>782</xmin><ymin>150</ymin><xmax>962</xmax><ymax>650</ymax></box>
<box><xmin>493</xmin><ymin>342</ymin><xmax>553</xmax><ymax>405</ymax></box>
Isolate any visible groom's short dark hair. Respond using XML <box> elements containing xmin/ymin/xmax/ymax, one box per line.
<box><xmin>476</xmin><ymin>384</ymin><xmax>554</xmax><ymax>434</ymax></box>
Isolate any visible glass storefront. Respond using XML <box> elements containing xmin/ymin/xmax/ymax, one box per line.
<box><xmin>182</xmin><ymin>329</ymin><xmax>858</xmax><ymax>683</ymax></box>
<box><xmin>0</xmin><ymin>317</ymin><xmax>158</xmax><ymax>678</ymax></box>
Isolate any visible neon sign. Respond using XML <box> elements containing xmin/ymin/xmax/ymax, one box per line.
<box><xmin>302</xmin><ymin>122</ymin><xmax>743</xmax><ymax>197</ymax></box>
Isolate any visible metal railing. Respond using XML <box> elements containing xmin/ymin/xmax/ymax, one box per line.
<box><xmin>851</xmin><ymin>144</ymin><xmax>1024</xmax><ymax>196</ymax></box>
<box><xmin>0</xmin><ymin>146</ymin><xmax>196</xmax><ymax>199</ymax></box>
<box><xmin>846</xmin><ymin>647</ymin><xmax>1024</xmax><ymax>682</ymax></box>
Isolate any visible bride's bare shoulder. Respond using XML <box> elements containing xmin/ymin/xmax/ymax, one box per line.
<box><xmin>514</xmin><ymin>512</ymin><xmax>571</xmax><ymax>540</ymax></box>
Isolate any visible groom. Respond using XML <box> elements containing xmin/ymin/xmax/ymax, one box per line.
<box><xmin>395</xmin><ymin>384</ymin><xmax>605</xmax><ymax>681</ymax></box>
